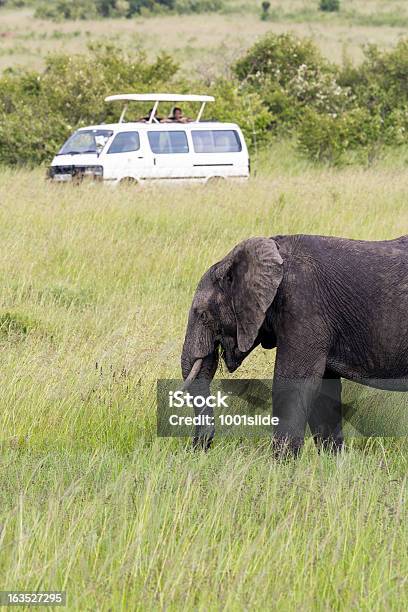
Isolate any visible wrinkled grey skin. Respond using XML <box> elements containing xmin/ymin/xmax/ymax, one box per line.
<box><xmin>181</xmin><ymin>234</ymin><xmax>408</xmax><ymax>455</ymax></box>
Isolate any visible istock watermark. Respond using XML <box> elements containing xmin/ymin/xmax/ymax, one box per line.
<box><xmin>157</xmin><ymin>379</ymin><xmax>278</xmax><ymax>437</ymax></box>
<box><xmin>156</xmin><ymin>378</ymin><xmax>408</xmax><ymax>438</ymax></box>
<box><xmin>169</xmin><ymin>389</ymin><xmax>231</xmax><ymax>409</ymax></box>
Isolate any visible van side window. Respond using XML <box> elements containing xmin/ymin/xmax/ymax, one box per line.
<box><xmin>108</xmin><ymin>131</ymin><xmax>140</xmax><ymax>154</ymax></box>
<box><xmin>148</xmin><ymin>131</ymin><xmax>189</xmax><ymax>154</ymax></box>
<box><xmin>192</xmin><ymin>130</ymin><xmax>242</xmax><ymax>153</ymax></box>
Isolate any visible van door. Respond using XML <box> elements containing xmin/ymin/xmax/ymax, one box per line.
<box><xmin>101</xmin><ymin>130</ymin><xmax>148</xmax><ymax>181</ymax></box>
<box><xmin>146</xmin><ymin>130</ymin><xmax>192</xmax><ymax>180</ymax></box>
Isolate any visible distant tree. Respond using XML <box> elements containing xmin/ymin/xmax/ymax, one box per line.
<box><xmin>261</xmin><ymin>1</ymin><xmax>270</xmax><ymax>21</ymax></box>
<box><xmin>319</xmin><ymin>0</ymin><xmax>340</xmax><ymax>12</ymax></box>
<box><xmin>35</xmin><ymin>0</ymin><xmax>222</xmax><ymax>19</ymax></box>
<box><xmin>127</xmin><ymin>0</ymin><xmax>174</xmax><ymax>13</ymax></box>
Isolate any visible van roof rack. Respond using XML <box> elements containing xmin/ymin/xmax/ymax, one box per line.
<box><xmin>105</xmin><ymin>93</ymin><xmax>215</xmax><ymax>123</ymax></box>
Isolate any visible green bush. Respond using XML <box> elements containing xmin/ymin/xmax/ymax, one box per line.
<box><xmin>3</xmin><ymin>30</ymin><xmax>408</xmax><ymax>167</ymax></box>
<box><xmin>208</xmin><ymin>78</ymin><xmax>272</xmax><ymax>148</ymax></box>
<box><xmin>340</xmin><ymin>41</ymin><xmax>408</xmax><ymax>114</ymax></box>
<box><xmin>234</xmin><ymin>33</ymin><xmax>351</xmax><ymax>131</ymax></box>
<box><xmin>319</xmin><ymin>0</ymin><xmax>340</xmax><ymax>12</ymax></box>
<box><xmin>0</xmin><ymin>0</ymin><xmax>34</xmax><ymax>6</ymax></box>
<box><xmin>260</xmin><ymin>1</ymin><xmax>270</xmax><ymax>21</ymax></box>
<box><xmin>0</xmin><ymin>43</ymin><xmax>270</xmax><ymax>166</ymax></box>
<box><xmin>233</xmin><ymin>31</ymin><xmax>408</xmax><ymax>163</ymax></box>
<box><xmin>235</xmin><ymin>33</ymin><xmax>327</xmax><ymax>89</ymax></box>
<box><xmin>0</xmin><ymin>45</ymin><xmax>179</xmax><ymax>165</ymax></box>
<box><xmin>35</xmin><ymin>0</ymin><xmax>223</xmax><ymax>19</ymax></box>
<box><xmin>297</xmin><ymin>108</ymin><xmax>383</xmax><ymax>164</ymax></box>
<box><xmin>127</xmin><ymin>0</ymin><xmax>174</xmax><ymax>15</ymax></box>
<box><xmin>334</xmin><ymin>40</ymin><xmax>408</xmax><ymax>155</ymax></box>
<box><xmin>36</xmin><ymin>0</ymin><xmax>98</xmax><ymax>20</ymax></box>
<box><xmin>383</xmin><ymin>107</ymin><xmax>408</xmax><ymax>145</ymax></box>
<box><xmin>175</xmin><ymin>0</ymin><xmax>223</xmax><ymax>13</ymax></box>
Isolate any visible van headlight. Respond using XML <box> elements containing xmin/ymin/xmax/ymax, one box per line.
<box><xmin>83</xmin><ymin>165</ymin><xmax>103</xmax><ymax>177</ymax></box>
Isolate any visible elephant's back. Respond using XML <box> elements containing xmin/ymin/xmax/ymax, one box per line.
<box><xmin>290</xmin><ymin>233</ymin><xmax>408</xmax><ymax>259</ymax></box>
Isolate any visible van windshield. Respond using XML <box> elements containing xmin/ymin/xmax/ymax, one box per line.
<box><xmin>58</xmin><ymin>129</ymin><xmax>113</xmax><ymax>155</ymax></box>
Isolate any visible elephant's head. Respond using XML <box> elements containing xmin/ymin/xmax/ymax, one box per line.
<box><xmin>181</xmin><ymin>237</ymin><xmax>283</xmax><ymax>388</ymax></box>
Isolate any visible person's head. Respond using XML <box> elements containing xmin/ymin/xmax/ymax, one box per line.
<box><xmin>172</xmin><ymin>107</ymin><xmax>183</xmax><ymax>120</ymax></box>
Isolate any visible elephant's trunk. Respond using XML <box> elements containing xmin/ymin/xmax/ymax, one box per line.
<box><xmin>181</xmin><ymin>348</ymin><xmax>218</xmax><ymax>450</ymax></box>
<box><xmin>181</xmin><ymin>343</ymin><xmax>219</xmax><ymax>386</ymax></box>
<box><xmin>181</xmin><ymin>309</ymin><xmax>219</xmax><ymax>450</ymax></box>
<box><xmin>181</xmin><ymin>359</ymin><xmax>203</xmax><ymax>391</ymax></box>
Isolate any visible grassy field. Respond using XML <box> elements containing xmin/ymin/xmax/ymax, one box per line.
<box><xmin>2</xmin><ymin>1</ymin><xmax>408</xmax><ymax>74</ymax></box>
<box><xmin>0</xmin><ymin>145</ymin><xmax>407</xmax><ymax>609</ymax></box>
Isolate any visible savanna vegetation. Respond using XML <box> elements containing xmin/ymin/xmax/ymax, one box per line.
<box><xmin>0</xmin><ymin>152</ymin><xmax>407</xmax><ymax>608</ymax></box>
<box><xmin>0</xmin><ymin>1</ymin><xmax>407</xmax><ymax>610</ymax></box>
<box><xmin>32</xmin><ymin>0</ymin><xmax>225</xmax><ymax>20</ymax></box>
<box><xmin>3</xmin><ymin>30</ymin><xmax>408</xmax><ymax>165</ymax></box>
<box><xmin>2</xmin><ymin>1</ymin><xmax>408</xmax><ymax>75</ymax></box>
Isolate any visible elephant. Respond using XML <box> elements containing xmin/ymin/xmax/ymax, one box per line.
<box><xmin>181</xmin><ymin>234</ymin><xmax>408</xmax><ymax>455</ymax></box>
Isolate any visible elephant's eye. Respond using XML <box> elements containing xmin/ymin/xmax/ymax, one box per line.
<box><xmin>199</xmin><ymin>311</ymin><xmax>209</xmax><ymax>323</ymax></box>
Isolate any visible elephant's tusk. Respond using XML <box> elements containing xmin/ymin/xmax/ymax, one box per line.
<box><xmin>181</xmin><ymin>359</ymin><xmax>203</xmax><ymax>391</ymax></box>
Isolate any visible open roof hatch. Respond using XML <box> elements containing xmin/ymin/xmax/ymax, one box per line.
<box><xmin>105</xmin><ymin>93</ymin><xmax>215</xmax><ymax>123</ymax></box>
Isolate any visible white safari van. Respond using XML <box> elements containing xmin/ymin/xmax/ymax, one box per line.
<box><xmin>48</xmin><ymin>93</ymin><xmax>250</xmax><ymax>184</ymax></box>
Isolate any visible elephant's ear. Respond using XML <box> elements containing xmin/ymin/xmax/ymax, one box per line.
<box><xmin>218</xmin><ymin>237</ymin><xmax>283</xmax><ymax>353</ymax></box>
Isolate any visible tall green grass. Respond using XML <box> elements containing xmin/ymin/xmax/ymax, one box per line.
<box><xmin>0</xmin><ymin>147</ymin><xmax>407</xmax><ymax>609</ymax></box>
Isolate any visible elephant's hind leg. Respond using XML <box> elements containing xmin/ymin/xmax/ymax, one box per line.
<box><xmin>308</xmin><ymin>372</ymin><xmax>344</xmax><ymax>453</ymax></box>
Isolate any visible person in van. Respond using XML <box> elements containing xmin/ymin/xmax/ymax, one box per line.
<box><xmin>138</xmin><ymin>108</ymin><xmax>162</xmax><ymax>123</ymax></box>
<box><xmin>162</xmin><ymin>107</ymin><xmax>192</xmax><ymax>123</ymax></box>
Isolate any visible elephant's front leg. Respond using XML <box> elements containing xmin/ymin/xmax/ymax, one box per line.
<box><xmin>272</xmin><ymin>376</ymin><xmax>323</xmax><ymax>456</ymax></box>
<box><xmin>272</xmin><ymin>345</ymin><xmax>327</xmax><ymax>456</ymax></box>
<box><xmin>308</xmin><ymin>372</ymin><xmax>343</xmax><ymax>453</ymax></box>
